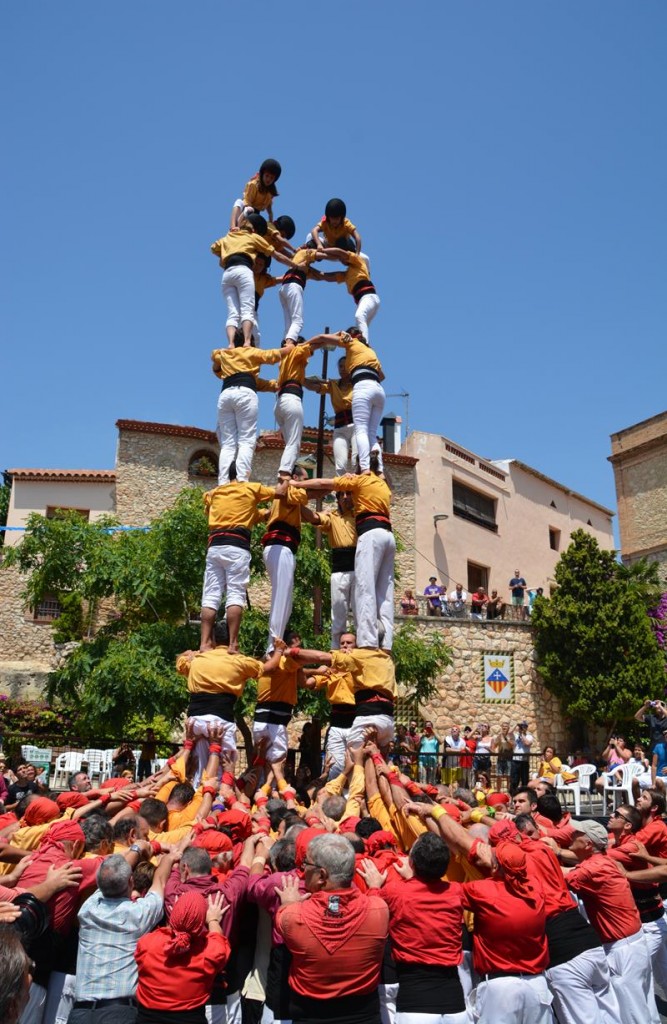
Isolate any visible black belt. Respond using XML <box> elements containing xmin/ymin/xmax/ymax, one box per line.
<box><xmin>282</xmin><ymin>269</ymin><xmax>307</xmax><ymax>288</ymax></box>
<box><xmin>351</xmin><ymin>366</ymin><xmax>380</xmax><ymax>384</ymax></box>
<box><xmin>330</xmin><ymin>707</ymin><xmax>355</xmax><ymax>728</ymax></box>
<box><xmin>208</xmin><ymin>527</ymin><xmax>251</xmax><ymax>550</ymax></box>
<box><xmin>74</xmin><ymin>997</ymin><xmax>137</xmax><ymax>1008</ymax></box>
<box><xmin>355</xmin><ymin>690</ymin><xmax>394</xmax><ymax>718</ymax></box>
<box><xmin>352</xmin><ymin>279</ymin><xmax>377</xmax><ymax>303</ymax></box>
<box><xmin>255</xmin><ymin>701</ymin><xmax>293</xmax><ymax>725</ymax></box>
<box><xmin>331</xmin><ymin>546</ymin><xmax>356</xmax><ymax>572</ymax></box>
<box><xmin>356</xmin><ymin>511</ymin><xmax>392</xmax><ymax>536</ymax></box>
<box><xmin>262</xmin><ymin>519</ymin><xmax>301</xmax><ymax>553</ymax></box>
<box><xmin>187</xmin><ymin>692</ymin><xmax>237</xmax><ymax>723</ymax></box>
<box><xmin>222</xmin><ymin>372</ymin><xmax>256</xmax><ymax>391</ymax></box>
<box><xmin>334</xmin><ymin>409</ymin><xmax>353</xmax><ymax>427</ymax></box>
<box><xmin>278</xmin><ymin>381</ymin><xmax>304</xmax><ymax>398</ymax></box>
<box><xmin>224</xmin><ymin>253</ymin><xmax>253</xmax><ymax>270</ymax></box>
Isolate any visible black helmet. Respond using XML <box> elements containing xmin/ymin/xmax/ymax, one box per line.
<box><xmin>273</xmin><ymin>215</ymin><xmax>295</xmax><ymax>240</ymax></box>
<box><xmin>325</xmin><ymin>197</ymin><xmax>347</xmax><ymax>220</ymax></box>
<box><xmin>260</xmin><ymin>158</ymin><xmax>282</xmax><ymax>181</ymax></box>
<box><xmin>247</xmin><ymin>213</ymin><xmax>268</xmax><ymax>236</ymax></box>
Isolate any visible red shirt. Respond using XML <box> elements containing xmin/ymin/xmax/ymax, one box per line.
<box><xmin>135</xmin><ymin>929</ymin><xmax>230</xmax><ymax>1010</ymax></box>
<box><xmin>566</xmin><ymin>853</ymin><xmax>641</xmax><ymax>942</ymax></box>
<box><xmin>379</xmin><ymin>877</ymin><xmax>463</xmax><ymax>966</ymax></box>
<box><xmin>521</xmin><ymin>837</ymin><xmax>576</xmax><ymax>918</ymax></box>
<box><xmin>535</xmin><ymin>812</ymin><xmax>575</xmax><ymax>849</ymax></box>
<box><xmin>460</xmin><ymin>739</ymin><xmax>476</xmax><ymax>769</ymax></box>
<box><xmin>277</xmin><ymin>889</ymin><xmax>388</xmax><ymax>998</ymax></box>
<box><xmin>460</xmin><ymin>878</ymin><xmax>548</xmax><ymax>975</ymax></box>
<box><xmin>17</xmin><ymin>849</ymin><xmax>101</xmax><ymax>934</ymax></box>
<box><xmin>636</xmin><ymin>817</ymin><xmax>667</xmax><ymax>859</ymax></box>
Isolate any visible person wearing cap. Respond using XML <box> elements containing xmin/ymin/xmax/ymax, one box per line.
<box><xmin>423</xmin><ymin>577</ymin><xmax>445</xmax><ymax>617</ymax></box>
<box><xmin>309</xmin><ymin>495</ymin><xmax>357</xmax><ymax>648</ymax></box>
<box><xmin>304</xmin><ymin>356</ymin><xmax>356</xmax><ymax>475</ymax></box>
<box><xmin>564</xmin><ymin>818</ymin><xmax>658</xmax><ymax>1023</ymax></box>
<box><xmin>211</xmin><ymin>214</ymin><xmax>298</xmax><ymax>348</ymax></box>
<box><xmin>231</xmin><ymin>158</ymin><xmax>282</xmax><ymax>228</ymax></box>
<box><xmin>310</xmin><ymin>197</ymin><xmax>362</xmax><ymax>252</ymax></box>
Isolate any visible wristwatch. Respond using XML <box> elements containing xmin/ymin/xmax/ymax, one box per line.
<box><xmin>129</xmin><ymin>843</ymin><xmax>143</xmax><ymax>855</ymax></box>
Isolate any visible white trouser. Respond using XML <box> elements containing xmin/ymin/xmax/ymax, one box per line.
<box><xmin>205</xmin><ymin>1005</ymin><xmax>226</xmax><ymax>1024</ymax></box>
<box><xmin>355</xmin><ymin>528</ymin><xmax>396</xmax><ymax>649</ymax></box>
<box><xmin>261</xmin><ymin>1009</ymin><xmax>291</xmax><ymax>1024</ymax></box>
<box><xmin>43</xmin><ymin>972</ymin><xmax>75</xmax><ymax>1024</ymax></box>
<box><xmin>325</xmin><ymin>725</ymin><xmax>352</xmax><ymax>774</ymax></box>
<box><xmin>468</xmin><ymin>974</ymin><xmax>553</xmax><ymax>1024</ymax></box>
<box><xmin>222</xmin><ymin>265</ymin><xmax>255</xmax><ymax>327</ymax></box>
<box><xmin>263</xmin><ymin>544</ymin><xmax>295</xmax><ymax>650</ymax></box>
<box><xmin>279</xmin><ymin>282</ymin><xmax>305</xmax><ymax>340</ymax></box>
<box><xmin>380</xmin><ymin>981</ymin><xmax>399</xmax><ymax>1024</ymax></box>
<box><xmin>225</xmin><ymin>991</ymin><xmax>241</xmax><ymax>1024</ymax></box>
<box><xmin>352</xmin><ymin>379</ymin><xmax>385</xmax><ymax>471</ymax></box>
<box><xmin>191</xmin><ymin>717</ymin><xmax>238</xmax><ymax>786</ymax></box>
<box><xmin>275</xmin><ymin>393</ymin><xmax>304</xmax><ymax>475</ymax></box>
<box><xmin>217</xmin><ymin>386</ymin><xmax>259</xmax><ymax>483</ymax></box>
<box><xmin>348</xmin><ymin>712</ymin><xmax>394</xmax><ymax>750</ymax></box>
<box><xmin>396</xmin><ymin>1012</ymin><xmax>469</xmax><ymax>1024</ymax></box>
<box><xmin>19</xmin><ymin>983</ymin><xmax>47</xmax><ymax>1024</ymax></box>
<box><xmin>333</xmin><ymin>423</ymin><xmax>357</xmax><ymax>475</ymax></box>
<box><xmin>603</xmin><ymin>928</ymin><xmax>659</xmax><ymax>1024</ymax></box>
<box><xmin>331</xmin><ymin>570</ymin><xmax>355</xmax><ymax>647</ymax></box>
<box><xmin>546</xmin><ymin>947</ymin><xmax>621</xmax><ymax>1024</ymax></box>
<box><xmin>458</xmin><ymin>951</ymin><xmax>474</xmax><ymax>999</ymax></box>
<box><xmin>644</xmin><ymin>915</ymin><xmax>667</xmax><ymax>999</ymax></box>
<box><xmin>202</xmin><ymin>545</ymin><xmax>251</xmax><ymax>611</ymax></box>
<box><xmin>355</xmin><ymin>293</ymin><xmax>381</xmax><ymax>342</ymax></box>
<box><xmin>252</xmin><ymin>721</ymin><xmax>289</xmax><ymax>763</ymax></box>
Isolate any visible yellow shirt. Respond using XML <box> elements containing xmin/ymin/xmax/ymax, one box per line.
<box><xmin>243</xmin><ymin>175</ymin><xmax>275</xmax><ymax>212</ymax></box>
<box><xmin>177</xmin><ymin>647</ymin><xmax>265</xmax><ymax>697</ymax></box>
<box><xmin>204</xmin><ymin>481</ymin><xmax>276</xmax><ymax>530</ymax></box>
<box><xmin>277</xmin><ymin>343</ymin><xmax>313</xmax><ymax>388</ymax></box>
<box><xmin>310</xmin><ymin>670</ymin><xmax>355</xmax><ymax>707</ymax></box>
<box><xmin>211</xmin><ymin>226</ymin><xmax>274</xmax><ymax>267</ymax></box>
<box><xmin>266</xmin><ymin>485</ymin><xmax>308</xmax><ymax>531</ymax></box>
<box><xmin>319</xmin><ymin>216</ymin><xmax>357</xmax><ymax>246</ymax></box>
<box><xmin>256</xmin><ymin>654</ymin><xmax>300</xmax><ymax>705</ymax></box>
<box><xmin>333</xmin><ymin>474</ymin><xmax>391</xmax><ymax>519</ymax></box>
<box><xmin>339</xmin><ymin>333</ymin><xmax>384</xmax><ymax>379</ymax></box>
<box><xmin>211</xmin><ymin>347</ymin><xmax>281</xmax><ymax>381</ymax></box>
<box><xmin>331</xmin><ymin>254</ymin><xmax>371</xmax><ymax>294</ymax></box>
<box><xmin>320</xmin><ymin>377</ymin><xmax>353</xmax><ymax>414</ymax></box>
<box><xmin>255</xmin><ymin>271</ymin><xmax>279</xmax><ymax>299</ymax></box>
<box><xmin>330</xmin><ymin>649</ymin><xmax>397</xmax><ymax>698</ymax></box>
<box><xmin>318</xmin><ymin>509</ymin><xmax>357</xmax><ymax>550</ymax></box>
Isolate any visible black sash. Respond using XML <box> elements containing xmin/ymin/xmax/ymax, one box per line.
<box><xmin>208</xmin><ymin>527</ymin><xmax>251</xmax><ymax>551</ymax></box>
<box><xmin>254</xmin><ymin>700</ymin><xmax>293</xmax><ymax>725</ymax></box>
<box><xmin>332</xmin><ymin>546</ymin><xmax>356</xmax><ymax>572</ymax></box>
<box><xmin>356</xmin><ymin>511</ymin><xmax>392</xmax><ymax>536</ymax></box>
<box><xmin>222</xmin><ymin>373</ymin><xmax>256</xmax><ymax>391</ymax></box>
<box><xmin>262</xmin><ymin>519</ymin><xmax>301</xmax><ymax>553</ymax></box>
<box><xmin>187</xmin><ymin>692</ymin><xmax>237</xmax><ymax>724</ymax></box>
<box><xmin>352</xmin><ymin>279</ymin><xmax>377</xmax><ymax>303</ymax></box>
<box><xmin>224</xmin><ymin>253</ymin><xmax>253</xmax><ymax>270</ymax></box>
<box><xmin>334</xmin><ymin>409</ymin><xmax>353</xmax><ymax>427</ymax></box>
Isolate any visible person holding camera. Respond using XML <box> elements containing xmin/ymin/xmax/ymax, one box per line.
<box><xmin>635</xmin><ymin>698</ymin><xmax>667</xmax><ymax>751</ymax></box>
<box><xmin>594</xmin><ymin>733</ymin><xmax>633</xmax><ymax>793</ymax></box>
<box><xmin>510</xmin><ymin>721</ymin><xmax>534</xmax><ymax>791</ymax></box>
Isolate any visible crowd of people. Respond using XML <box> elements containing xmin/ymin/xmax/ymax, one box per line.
<box><xmin>2</xmin><ymin>160</ymin><xmax>667</xmax><ymax>1024</ymax></box>
<box><xmin>400</xmin><ymin>570</ymin><xmax>545</xmax><ymax>621</ymax></box>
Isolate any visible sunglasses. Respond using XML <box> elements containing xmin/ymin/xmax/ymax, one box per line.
<box><xmin>610</xmin><ymin>810</ymin><xmax>631</xmax><ymax>823</ymax></box>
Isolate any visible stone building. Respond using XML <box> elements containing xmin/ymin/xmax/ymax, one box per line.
<box><xmin>609</xmin><ymin>410</ymin><xmax>667</xmax><ymax>586</ymax></box>
<box><xmin>1</xmin><ymin>417</ymin><xmax>614</xmax><ymax>748</ymax></box>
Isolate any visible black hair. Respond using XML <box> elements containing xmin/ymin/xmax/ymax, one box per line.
<box><xmin>266</xmin><ymin>799</ymin><xmax>289</xmax><ymax>832</ymax></box>
<box><xmin>616</xmin><ymin>804</ymin><xmax>642</xmax><ymax>832</ymax></box>
<box><xmin>369</xmin><ymin>450</ymin><xmax>382</xmax><ymax>475</ymax></box>
<box><xmin>410</xmin><ymin>832</ymin><xmax>450</xmax><ymax>881</ymax></box>
<box><xmin>284</xmin><ymin>628</ymin><xmax>301</xmax><ymax>644</ymax></box>
<box><xmin>81</xmin><ymin>814</ymin><xmax>113</xmax><ymax>852</ymax></box>
<box><xmin>112</xmin><ymin>814</ymin><xmax>142</xmax><ymax>843</ymax></box>
<box><xmin>233</xmin><ymin>328</ymin><xmax>245</xmax><ymax>348</ymax></box>
<box><xmin>648</xmin><ymin>789</ymin><xmax>667</xmax><ymax>816</ymax></box>
<box><xmin>452</xmin><ymin>788</ymin><xmax>477</xmax><ymax>808</ymax></box>
<box><xmin>345</xmin><ymin>834</ymin><xmax>365</xmax><ymax>854</ymax></box>
<box><xmin>132</xmin><ymin>861</ymin><xmax>155</xmax><ymax>896</ymax></box>
<box><xmin>535</xmin><ymin>793</ymin><xmax>563</xmax><ymax>824</ymax></box>
<box><xmin>259</xmin><ymin>158</ymin><xmax>281</xmax><ymax>191</ymax></box>
<box><xmin>513</xmin><ymin>787</ymin><xmax>538</xmax><ymax>807</ymax></box>
<box><xmin>281</xmin><ymin>811</ymin><xmax>305</xmax><ymax>833</ymax></box>
<box><xmin>246</xmin><ymin>213</ymin><xmax>268</xmax><ymax>236</ymax></box>
<box><xmin>170</xmin><ymin>783</ymin><xmax>195</xmax><ymax>807</ymax></box>
<box><xmin>355</xmin><ymin>817</ymin><xmax>383</xmax><ymax>839</ymax></box>
<box><xmin>514</xmin><ymin>813</ymin><xmax>537</xmax><ymax>833</ymax></box>
<box><xmin>325</xmin><ymin>198</ymin><xmax>346</xmax><ymax>220</ymax></box>
<box><xmin>214</xmin><ymin>619</ymin><xmax>230</xmax><ymax>646</ymax></box>
<box><xmin>138</xmin><ymin>798</ymin><xmax>168</xmax><ymax>828</ymax></box>
<box><xmin>273</xmin><ymin>214</ymin><xmax>295</xmax><ymax>239</ymax></box>
<box><xmin>269</xmin><ymin>838</ymin><xmax>296</xmax><ymax>872</ymax></box>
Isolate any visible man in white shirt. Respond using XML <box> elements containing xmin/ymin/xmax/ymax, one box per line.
<box><xmin>444</xmin><ymin>725</ymin><xmax>467</xmax><ymax>785</ymax></box>
<box><xmin>511</xmin><ymin>721</ymin><xmax>534</xmax><ymax>790</ymax></box>
<box><xmin>448</xmin><ymin>583</ymin><xmax>468</xmax><ymax>615</ymax></box>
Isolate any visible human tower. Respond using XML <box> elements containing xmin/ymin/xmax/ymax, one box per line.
<box><xmin>178</xmin><ymin>158</ymin><xmax>397</xmax><ymax>780</ymax></box>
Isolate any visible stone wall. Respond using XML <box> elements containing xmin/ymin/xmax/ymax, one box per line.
<box><xmin>404</xmin><ymin>617</ymin><xmax>567</xmax><ymax>750</ymax></box>
<box><xmin>0</xmin><ymin>563</ymin><xmax>57</xmax><ymax>671</ymax></box>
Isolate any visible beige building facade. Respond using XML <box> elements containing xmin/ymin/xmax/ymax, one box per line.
<box><xmin>403</xmin><ymin>431</ymin><xmax>615</xmax><ymax>601</ymax></box>
<box><xmin>609</xmin><ymin>410</ymin><xmax>667</xmax><ymax>586</ymax></box>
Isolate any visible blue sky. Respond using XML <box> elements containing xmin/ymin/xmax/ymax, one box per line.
<box><xmin>3</xmin><ymin>2</ymin><xmax>666</xmax><ymax>536</ymax></box>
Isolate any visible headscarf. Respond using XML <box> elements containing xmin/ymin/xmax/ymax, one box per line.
<box><xmin>495</xmin><ymin>840</ymin><xmax>538</xmax><ymax>905</ymax></box>
<box><xmin>364</xmin><ymin>830</ymin><xmax>397</xmax><ymax>856</ymax></box>
<box><xmin>165</xmin><ymin>891</ymin><xmax>208</xmax><ymax>955</ymax></box>
<box><xmin>488</xmin><ymin>819</ymin><xmax>520</xmax><ymax>847</ymax></box>
<box><xmin>56</xmin><ymin>792</ymin><xmax>88</xmax><ymax>812</ymax></box>
<box><xmin>193</xmin><ymin>830</ymin><xmax>233</xmax><ymax>855</ymax></box>
<box><xmin>439</xmin><ymin>802</ymin><xmax>462</xmax><ymax>822</ymax></box>
<box><xmin>40</xmin><ymin>820</ymin><xmax>85</xmax><ymax>851</ymax></box>
<box><xmin>22</xmin><ymin>798</ymin><xmax>60</xmax><ymax>826</ymax></box>
<box><xmin>487</xmin><ymin>792</ymin><xmax>510</xmax><ymax>807</ymax></box>
<box><xmin>337</xmin><ymin>816</ymin><xmax>361</xmax><ymax>834</ymax></box>
<box><xmin>215</xmin><ymin>809</ymin><xmax>252</xmax><ymax>843</ymax></box>
<box><xmin>101</xmin><ymin>778</ymin><xmax>132</xmax><ymax>791</ymax></box>
<box><xmin>295</xmin><ymin>826</ymin><xmax>326</xmax><ymax>869</ymax></box>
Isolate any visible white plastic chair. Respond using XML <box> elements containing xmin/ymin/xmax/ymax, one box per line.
<box><xmin>99</xmin><ymin>749</ymin><xmax>116</xmax><ymax>784</ymax></box>
<box><xmin>152</xmin><ymin>757</ymin><xmax>168</xmax><ymax>774</ymax></box>
<box><xmin>82</xmin><ymin>749</ymin><xmax>106</xmax><ymax>780</ymax></box>
<box><xmin>52</xmin><ymin>751</ymin><xmax>84</xmax><ymax>790</ymax></box>
<box><xmin>602</xmin><ymin>762</ymin><xmax>644</xmax><ymax>813</ymax></box>
<box><xmin>555</xmin><ymin>772</ymin><xmax>582</xmax><ymax>816</ymax></box>
<box><xmin>570</xmin><ymin>764</ymin><xmax>598</xmax><ymax>813</ymax></box>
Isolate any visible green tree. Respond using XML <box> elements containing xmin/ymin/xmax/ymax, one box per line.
<box><xmin>0</xmin><ymin>479</ymin><xmax>10</xmax><ymax>548</ymax></box>
<box><xmin>532</xmin><ymin>530</ymin><xmax>665</xmax><ymax>724</ymax></box>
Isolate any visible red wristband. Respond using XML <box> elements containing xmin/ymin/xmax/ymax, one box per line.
<box><xmin>371</xmin><ymin>754</ymin><xmax>384</xmax><ymax>767</ymax></box>
<box><xmin>167</xmin><ymin>756</ymin><xmax>178</xmax><ymax>767</ymax></box>
<box><xmin>202</xmin><ymin>785</ymin><xmax>217</xmax><ymax>797</ymax></box>
<box><xmin>467</xmin><ymin>838</ymin><xmax>482</xmax><ymax>864</ymax></box>
<box><xmin>255</xmin><ymin>793</ymin><xmax>268</xmax><ymax>807</ymax></box>
<box><xmin>224</xmin><ymin>794</ymin><xmax>235</xmax><ymax>808</ymax></box>
<box><xmin>98</xmin><ymin>791</ymin><xmax>111</xmax><ymax>805</ymax></box>
<box><xmin>405</xmin><ymin>781</ymin><xmax>421</xmax><ymax>797</ymax></box>
<box><xmin>306</xmin><ymin>815</ymin><xmax>320</xmax><ymax>826</ymax></box>
<box><xmin>209</xmin><ymin>743</ymin><xmax>222</xmax><ymax>755</ymax></box>
<box><xmin>221</xmin><ymin>772</ymin><xmax>235</xmax><ymax>788</ymax></box>
<box><xmin>183</xmin><ymin>740</ymin><xmax>194</xmax><ymax>750</ymax></box>
<box><xmin>282</xmin><ymin>788</ymin><xmax>296</xmax><ymax>801</ymax></box>
<box><xmin>150</xmin><ymin>840</ymin><xmax>162</xmax><ymax>855</ymax></box>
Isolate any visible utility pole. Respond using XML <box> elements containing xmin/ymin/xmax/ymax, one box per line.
<box><xmin>313</xmin><ymin>326</ymin><xmax>330</xmax><ymax>635</ymax></box>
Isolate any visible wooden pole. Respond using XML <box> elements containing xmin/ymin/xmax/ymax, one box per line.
<box><xmin>313</xmin><ymin>327</ymin><xmax>329</xmax><ymax>635</ymax></box>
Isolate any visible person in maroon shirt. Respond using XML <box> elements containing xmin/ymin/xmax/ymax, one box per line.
<box><xmin>276</xmin><ymin>833</ymin><xmax>388</xmax><ymax>1024</ymax></box>
<box><xmin>358</xmin><ymin>831</ymin><xmax>468</xmax><ymax>1023</ymax></box>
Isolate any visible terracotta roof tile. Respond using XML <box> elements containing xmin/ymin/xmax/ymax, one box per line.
<box><xmin>7</xmin><ymin>469</ymin><xmax>116</xmax><ymax>482</ymax></box>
